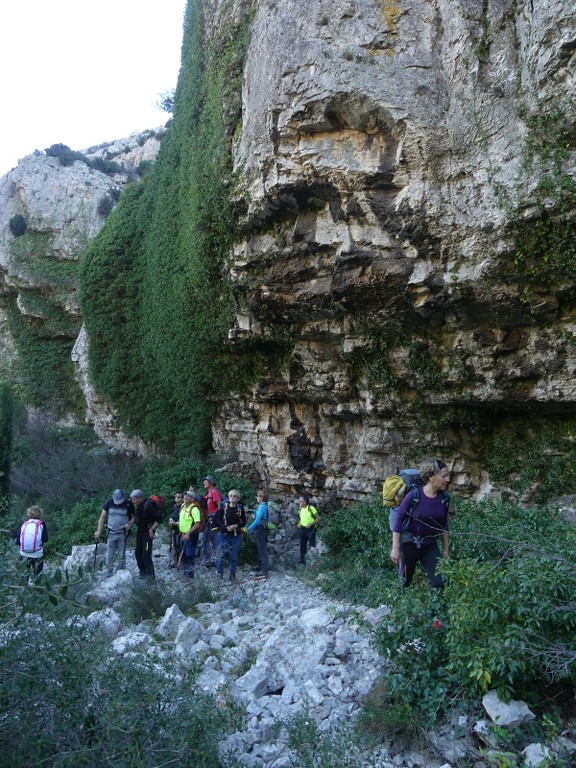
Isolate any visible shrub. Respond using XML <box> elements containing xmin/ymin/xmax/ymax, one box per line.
<box><xmin>97</xmin><ymin>194</ymin><xmax>114</xmax><ymax>218</ymax></box>
<box><xmin>320</xmin><ymin>496</ymin><xmax>576</xmax><ymax>733</ymax></box>
<box><xmin>0</xmin><ymin>618</ymin><xmax>242</xmax><ymax>767</ymax></box>
<box><xmin>136</xmin><ymin>454</ymin><xmax>256</xmax><ymax>505</ymax></box>
<box><xmin>89</xmin><ymin>156</ymin><xmax>122</xmax><ymax>175</ymax></box>
<box><xmin>120</xmin><ymin>574</ymin><xmax>213</xmax><ymax>624</ymax></box>
<box><xmin>8</xmin><ymin>214</ymin><xmax>27</xmax><ymax>237</ymax></box>
<box><xmin>45</xmin><ymin>143</ymin><xmax>88</xmax><ymax>167</ymax></box>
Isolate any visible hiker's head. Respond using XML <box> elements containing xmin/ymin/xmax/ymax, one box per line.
<box><xmin>203</xmin><ymin>475</ymin><xmax>217</xmax><ymax>489</ymax></box>
<box><xmin>419</xmin><ymin>459</ymin><xmax>450</xmax><ymax>487</ymax></box>
<box><xmin>257</xmin><ymin>491</ymin><xmax>268</xmax><ymax>502</ymax></box>
<box><xmin>183</xmin><ymin>490</ymin><xmax>194</xmax><ymax>502</ymax></box>
<box><xmin>130</xmin><ymin>489</ymin><xmax>145</xmax><ymax>506</ymax></box>
<box><xmin>298</xmin><ymin>494</ymin><xmax>310</xmax><ymax>507</ymax></box>
<box><xmin>228</xmin><ymin>490</ymin><xmax>240</xmax><ymax>503</ymax></box>
<box><xmin>174</xmin><ymin>492</ymin><xmax>184</xmax><ymax>503</ymax></box>
<box><xmin>112</xmin><ymin>489</ymin><xmax>125</xmax><ymax>504</ymax></box>
<box><xmin>27</xmin><ymin>505</ymin><xmax>43</xmax><ymax>519</ymax></box>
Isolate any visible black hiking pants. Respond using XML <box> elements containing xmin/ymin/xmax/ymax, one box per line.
<box><xmin>135</xmin><ymin>526</ymin><xmax>155</xmax><ymax>578</ymax></box>
<box><xmin>400</xmin><ymin>539</ymin><xmax>444</xmax><ymax>588</ymax></box>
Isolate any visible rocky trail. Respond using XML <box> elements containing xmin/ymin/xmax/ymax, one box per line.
<box><xmin>60</xmin><ymin>535</ymin><xmax>565</xmax><ymax>768</ymax></box>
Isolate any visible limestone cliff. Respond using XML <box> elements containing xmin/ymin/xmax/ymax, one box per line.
<box><xmin>0</xmin><ymin>130</ymin><xmax>162</xmax><ymax>448</ymax></box>
<box><xmin>210</xmin><ymin>0</ymin><xmax>576</xmax><ymax>503</ymax></box>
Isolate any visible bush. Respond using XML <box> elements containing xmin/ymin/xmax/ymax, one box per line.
<box><xmin>8</xmin><ymin>214</ymin><xmax>27</xmax><ymax>237</ymax></box>
<box><xmin>45</xmin><ymin>143</ymin><xmax>88</xmax><ymax>167</ymax></box>
<box><xmin>48</xmin><ymin>500</ymin><xmax>100</xmax><ymax>557</ymax></box>
<box><xmin>136</xmin><ymin>455</ymin><xmax>256</xmax><ymax>505</ymax></box>
<box><xmin>120</xmin><ymin>573</ymin><xmax>213</xmax><ymax>624</ymax></box>
<box><xmin>0</xmin><ymin>619</ymin><xmax>242</xmax><ymax>767</ymax></box>
<box><xmin>97</xmin><ymin>194</ymin><xmax>114</xmax><ymax>218</ymax></box>
<box><xmin>89</xmin><ymin>156</ymin><xmax>122</xmax><ymax>175</ymax></box>
<box><xmin>320</xmin><ymin>496</ymin><xmax>576</xmax><ymax>733</ymax></box>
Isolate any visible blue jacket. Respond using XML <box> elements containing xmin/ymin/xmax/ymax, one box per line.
<box><xmin>247</xmin><ymin>502</ymin><xmax>268</xmax><ymax>532</ymax></box>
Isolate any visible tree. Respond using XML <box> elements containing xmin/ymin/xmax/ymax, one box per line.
<box><xmin>0</xmin><ymin>383</ymin><xmax>14</xmax><ymax>510</ymax></box>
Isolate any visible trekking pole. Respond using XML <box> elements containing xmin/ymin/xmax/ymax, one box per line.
<box><xmin>120</xmin><ymin>530</ymin><xmax>128</xmax><ymax>570</ymax></box>
<box><xmin>93</xmin><ymin>540</ymin><xmax>99</xmax><ymax>571</ymax></box>
<box><xmin>169</xmin><ymin>529</ymin><xmax>173</xmax><ymax>566</ymax></box>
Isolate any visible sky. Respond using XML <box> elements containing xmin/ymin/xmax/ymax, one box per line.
<box><xmin>0</xmin><ymin>0</ymin><xmax>187</xmax><ymax>177</ymax></box>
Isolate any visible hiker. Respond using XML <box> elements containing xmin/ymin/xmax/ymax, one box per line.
<box><xmin>178</xmin><ymin>490</ymin><xmax>203</xmax><ymax>578</ymax></box>
<box><xmin>215</xmin><ymin>489</ymin><xmax>246</xmax><ymax>582</ymax></box>
<box><xmin>168</xmin><ymin>492</ymin><xmax>183</xmax><ymax>567</ymax></box>
<box><xmin>17</xmin><ymin>505</ymin><xmax>48</xmax><ymax>580</ymax></box>
<box><xmin>94</xmin><ymin>489</ymin><xmax>135</xmax><ymax>576</ymax></box>
<box><xmin>246</xmin><ymin>490</ymin><xmax>270</xmax><ymax>579</ymax></box>
<box><xmin>390</xmin><ymin>459</ymin><xmax>451</xmax><ymax>588</ymax></box>
<box><xmin>297</xmin><ymin>494</ymin><xmax>320</xmax><ymax>565</ymax></box>
<box><xmin>199</xmin><ymin>475</ymin><xmax>223</xmax><ymax>566</ymax></box>
<box><xmin>130</xmin><ymin>489</ymin><xmax>162</xmax><ymax>578</ymax></box>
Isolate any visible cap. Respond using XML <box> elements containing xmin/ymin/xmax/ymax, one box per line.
<box><xmin>184</xmin><ymin>490</ymin><xmax>194</xmax><ymax>497</ymax></box>
<box><xmin>112</xmin><ymin>489</ymin><xmax>125</xmax><ymax>504</ymax></box>
<box><xmin>130</xmin><ymin>489</ymin><xmax>145</xmax><ymax>499</ymax></box>
<box><xmin>203</xmin><ymin>475</ymin><xmax>217</xmax><ymax>485</ymax></box>
<box><xmin>151</xmin><ymin>495</ymin><xmax>164</xmax><ymax>504</ymax></box>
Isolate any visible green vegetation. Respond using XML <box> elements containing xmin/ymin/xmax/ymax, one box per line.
<box><xmin>8</xmin><ymin>214</ymin><xmax>27</xmax><ymax>237</ymax></box>
<box><xmin>478</xmin><ymin>415</ymin><xmax>576</xmax><ymax>503</ymax></box>
<box><xmin>4</xmin><ymin>302</ymin><xmax>83</xmax><ymax>414</ymax></box>
<box><xmin>505</xmin><ymin>103</ymin><xmax>576</xmax><ymax>302</ymax></box>
<box><xmin>0</xmin><ymin>384</ymin><xmax>13</xmax><ymax>505</ymax></box>
<box><xmin>0</xmin><ymin>540</ymin><xmax>243</xmax><ymax>768</ymax></box>
<box><xmin>320</xmin><ymin>496</ymin><xmax>576</xmax><ymax>736</ymax></box>
<box><xmin>80</xmin><ymin>0</ymin><xmax>259</xmax><ymax>453</ymax></box>
<box><xmin>45</xmin><ymin>143</ymin><xmax>122</xmax><ymax>175</ymax></box>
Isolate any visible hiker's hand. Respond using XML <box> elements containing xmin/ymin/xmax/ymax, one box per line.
<box><xmin>94</xmin><ymin>531</ymin><xmax>100</xmax><ymax>542</ymax></box>
<box><xmin>226</xmin><ymin>524</ymin><xmax>237</xmax><ymax>532</ymax></box>
<box><xmin>149</xmin><ymin>529</ymin><xmax>156</xmax><ymax>539</ymax></box>
<box><xmin>442</xmin><ymin>547</ymin><xmax>449</xmax><ymax>558</ymax></box>
<box><xmin>390</xmin><ymin>547</ymin><xmax>400</xmax><ymax>565</ymax></box>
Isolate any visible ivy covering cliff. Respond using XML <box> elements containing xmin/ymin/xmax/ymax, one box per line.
<box><xmin>80</xmin><ymin>0</ymin><xmax>256</xmax><ymax>452</ymax></box>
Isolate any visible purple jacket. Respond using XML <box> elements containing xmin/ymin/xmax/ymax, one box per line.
<box><xmin>392</xmin><ymin>490</ymin><xmax>449</xmax><ymax>538</ymax></box>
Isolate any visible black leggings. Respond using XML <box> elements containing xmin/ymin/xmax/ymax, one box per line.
<box><xmin>400</xmin><ymin>540</ymin><xmax>445</xmax><ymax>588</ymax></box>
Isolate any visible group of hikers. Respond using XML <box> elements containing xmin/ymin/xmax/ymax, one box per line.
<box><xmin>16</xmin><ymin>459</ymin><xmax>452</xmax><ymax>589</ymax></box>
<box><xmin>92</xmin><ymin>475</ymin><xmax>321</xmax><ymax>582</ymax></box>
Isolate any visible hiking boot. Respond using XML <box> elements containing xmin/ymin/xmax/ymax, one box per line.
<box><xmin>216</xmin><ymin>573</ymin><xmax>223</xmax><ymax>581</ymax></box>
<box><xmin>229</xmin><ymin>572</ymin><xmax>236</xmax><ymax>582</ymax></box>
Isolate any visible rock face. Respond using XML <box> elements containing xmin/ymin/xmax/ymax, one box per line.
<box><xmin>0</xmin><ymin>130</ymin><xmax>162</xmax><ymax>450</ymax></box>
<box><xmin>211</xmin><ymin>0</ymin><xmax>576</xmax><ymax>501</ymax></box>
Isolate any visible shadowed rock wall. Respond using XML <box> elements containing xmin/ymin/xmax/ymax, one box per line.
<box><xmin>210</xmin><ymin>0</ymin><xmax>576</xmax><ymax>503</ymax></box>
